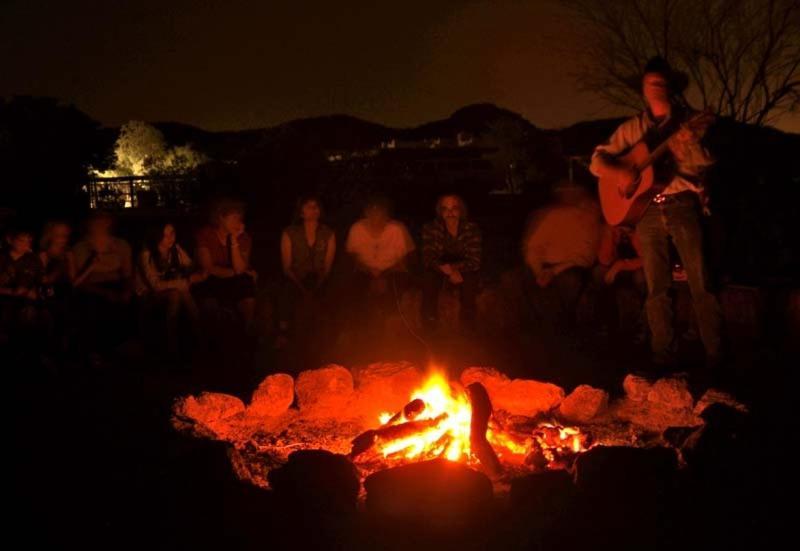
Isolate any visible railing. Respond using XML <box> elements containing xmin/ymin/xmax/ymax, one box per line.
<box><xmin>85</xmin><ymin>175</ymin><xmax>196</xmax><ymax>210</ymax></box>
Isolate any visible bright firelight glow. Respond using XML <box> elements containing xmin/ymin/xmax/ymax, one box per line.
<box><xmin>372</xmin><ymin>370</ymin><xmax>587</xmax><ymax>467</ymax></box>
<box><xmin>378</xmin><ymin>372</ymin><xmax>473</xmax><ymax>461</ymax></box>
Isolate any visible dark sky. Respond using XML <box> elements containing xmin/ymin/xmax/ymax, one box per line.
<box><xmin>3</xmin><ymin>0</ymin><xmax>798</xmax><ymax>133</ymax></box>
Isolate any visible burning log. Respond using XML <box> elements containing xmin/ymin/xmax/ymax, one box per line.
<box><xmin>466</xmin><ymin>382</ymin><xmax>503</xmax><ymax>479</ymax></box>
<box><xmin>350</xmin><ymin>399</ymin><xmax>430</xmax><ymax>458</ymax></box>
<box><xmin>384</xmin><ymin>398</ymin><xmax>426</xmax><ymax>426</ymax></box>
<box><xmin>349</xmin><ymin>413</ymin><xmax>448</xmax><ymax>459</ymax></box>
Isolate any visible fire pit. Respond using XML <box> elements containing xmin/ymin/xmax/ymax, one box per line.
<box><xmin>171</xmin><ymin>362</ymin><xmax>746</xmax><ymax>494</ymax></box>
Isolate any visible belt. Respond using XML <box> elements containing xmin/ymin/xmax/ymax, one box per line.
<box><xmin>653</xmin><ymin>191</ymin><xmax>695</xmax><ymax>205</ymax></box>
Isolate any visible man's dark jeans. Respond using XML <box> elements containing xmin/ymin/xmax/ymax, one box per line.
<box><xmin>422</xmin><ymin>270</ymin><xmax>479</xmax><ymax>323</ymax></box>
<box><xmin>636</xmin><ymin>192</ymin><xmax>721</xmax><ymax>363</ymax></box>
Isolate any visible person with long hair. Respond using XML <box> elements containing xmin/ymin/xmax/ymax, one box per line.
<box><xmin>137</xmin><ymin>222</ymin><xmax>204</xmax><ymax>353</ymax></box>
<box><xmin>421</xmin><ymin>194</ymin><xmax>481</xmax><ymax>334</ymax></box>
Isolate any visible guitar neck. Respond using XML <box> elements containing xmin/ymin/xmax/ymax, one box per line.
<box><xmin>636</xmin><ymin>111</ymin><xmax>709</xmax><ymax>170</ymax></box>
<box><xmin>638</xmin><ymin>139</ymin><xmax>672</xmax><ymax>170</ymax></box>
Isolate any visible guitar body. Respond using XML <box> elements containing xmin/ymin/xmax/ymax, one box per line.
<box><xmin>598</xmin><ymin>141</ymin><xmax>667</xmax><ymax>227</ymax></box>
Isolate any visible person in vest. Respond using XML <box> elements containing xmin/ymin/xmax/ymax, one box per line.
<box><xmin>278</xmin><ymin>195</ymin><xmax>336</xmax><ymax>343</ymax></box>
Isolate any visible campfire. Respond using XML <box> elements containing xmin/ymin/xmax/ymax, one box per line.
<box><xmin>348</xmin><ymin>372</ymin><xmax>587</xmax><ymax>478</ymax></box>
<box><xmin>172</xmin><ymin>362</ymin><xmax>746</xmax><ymax>493</ymax></box>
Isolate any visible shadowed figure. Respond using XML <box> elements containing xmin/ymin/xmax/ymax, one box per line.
<box><xmin>421</xmin><ymin>194</ymin><xmax>482</xmax><ymax>335</ymax></box>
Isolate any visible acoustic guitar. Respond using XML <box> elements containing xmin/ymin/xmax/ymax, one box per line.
<box><xmin>598</xmin><ymin>110</ymin><xmax>714</xmax><ymax>226</ymax></box>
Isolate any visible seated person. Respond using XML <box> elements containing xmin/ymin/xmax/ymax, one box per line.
<box><xmin>38</xmin><ymin>221</ymin><xmax>77</xmax><ymax>348</ymax></box>
<box><xmin>421</xmin><ymin>194</ymin><xmax>481</xmax><ymax>332</ymax></box>
<box><xmin>522</xmin><ymin>183</ymin><xmax>602</xmax><ymax>333</ymax></box>
<box><xmin>0</xmin><ymin>228</ymin><xmax>43</xmax><ymax>335</ymax></box>
<box><xmin>73</xmin><ymin>212</ymin><xmax>134</xmax><ymax>304</ymax></box>
<box><xmin>346</xmin><ymin>196</ymin><xmax>415</xmax><ymax>296</ymax></box>
<box><xmin>72</xmin><ymin>212</ymin><xmax>134</xmax><ymax>356</ymax></box>
<box><xmin>279</xmin><ymin>195</ymin><xmax>336</xmax><ymax>336</ymax></box>
<box><xmin>593</xmin><ymin>224</ymin><xmax>646</xmax><ymax>337</ymax></box>
<box><xmin>194</xmin><ymin>199</ymin><xmax>257</xmax><ymax>326</ymax></box>
<box><xmin>137</xmin><ymin>222</ymin><xmax>205</xmax><ymax>351</ymax></box>
<box><xmin>39</xmin><ymin>221</ymin><xmax>76</xmax><ymax>299</ymax></box>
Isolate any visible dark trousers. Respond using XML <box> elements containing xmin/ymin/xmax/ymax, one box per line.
<box><xmin>422</xmin><ymin>270</ymin><xmax>479</xmax><ymax>323</ymax></box>
<box><xmin>74</xmin><ymin>291</ymin><xmax>134</xmax><ymax>353</ymax></box>
<box><xmin>277</xmin><ymin>274</ymin><xmax>329</xmax><ymax>331</ymax></box>
<box><xmin>591</xmin><ymin>265</ymin><xmax>647</xmax><ymax>332</ymax></box>
<box><xmin>193</xmin><ymin>273</ymin><xmax>256</xmax><ymax>304</ymax></box>
<box><xmin>524</xmin><ymin>267</ymin><xmax>587</xmax><ymax>333</ymax></box>
<box><xmin>636</xmin><ymin>192</ymin><xmax>722</xmax><ymax>362</ymax></box>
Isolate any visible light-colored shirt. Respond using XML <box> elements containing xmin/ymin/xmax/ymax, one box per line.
<box><xmin>73</xmin><ymin>237</ymin><xmax>132</xmax><ymax>285</ymax></box>
<box><xmin>523</xmin><ymin>200</ymin><xmax>602</xmax><ymax>277</ymax></box>
<box><xmin>590</xmin><ymin>109</ymin><xmax>715</xmax><ymax>195</ymax></box>
<box><xmin>346</xmin><ymin>219</ymin><xmax>415</xmax><ymax>272</ymax></box>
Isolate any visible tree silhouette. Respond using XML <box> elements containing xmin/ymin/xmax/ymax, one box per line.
<box><xmin>560</xmin><ymin>0</ymin><xmax>800</xmax><ymax>125</ymax></box>
<box><xmin>0</xmin><ymin>96</ymin><xmax>110</xmax><ymax>214</ymax></box>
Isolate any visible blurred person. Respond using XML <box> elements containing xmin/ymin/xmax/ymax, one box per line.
<box><xmin>38</xmin><ymin>221</ymin><xmax>76</xmax><ymax>299</ymax></box>
<box><xmin>38</xmin><ymin>221</ymin><xmax>77</xmax><ymax>352</ymax></box>
<box><xmin>0</xmin><ymin>228</ymin><xmax>43</xmax><ymax>338</ymax></box>
<box><xmin>522</xmin><ymin>183</ymin><xmax>602</xmax><ymax>334</ymax></box>
<box><xmin>73</xmin><ymin>212</ymin><xmax>134</xmax><ymax>304</ymax></box>
<box><xmin>72</xmin><ymin>212</ymin><xmax>134</xmax><ymax>360</ymax></box>
<box><xmin>346</xmin><ymin>195</ymin><xmax>414</xmax><ymax>297</ymax></box>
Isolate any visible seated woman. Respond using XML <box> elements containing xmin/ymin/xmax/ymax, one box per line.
<box><xmin>278</xmin><ymin>195</ymin><xmax>335</xmax><ymax>338</ymax></box>
<box><xmin>193</xmin><ymin>200</ymin><xmax>257</xmax><ymax>327</ymax></box>
<box><xmin>0</xmin><ymin>227</ymin><xmax>43</xmax><ymax>341</ymax></box>
<box><xmin>72</xmin><ymin>212</ymin><xmax>134</xmax><ymax>356</ymax></box>
<box><xmin>137</xmin><ymin>222</ymin><xmax>205</xmax><ymax>352</ymax></box>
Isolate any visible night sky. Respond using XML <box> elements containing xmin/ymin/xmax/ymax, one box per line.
<box><xmin>3</xmin><ymin>0</ymin><xmax>798</xmax><ymax>133</ymax></box>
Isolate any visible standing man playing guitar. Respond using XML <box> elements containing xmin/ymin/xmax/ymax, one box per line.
<box><xmin>590</xmin><ymin>57</ymin><xmax>722</xmax><ymax>373</ymax></box>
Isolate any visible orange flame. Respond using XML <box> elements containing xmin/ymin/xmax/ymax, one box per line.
<box><xmin>372</xmin><ymin>371</ymin><xmax>587</xmax><ymax>467</ymax></box>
